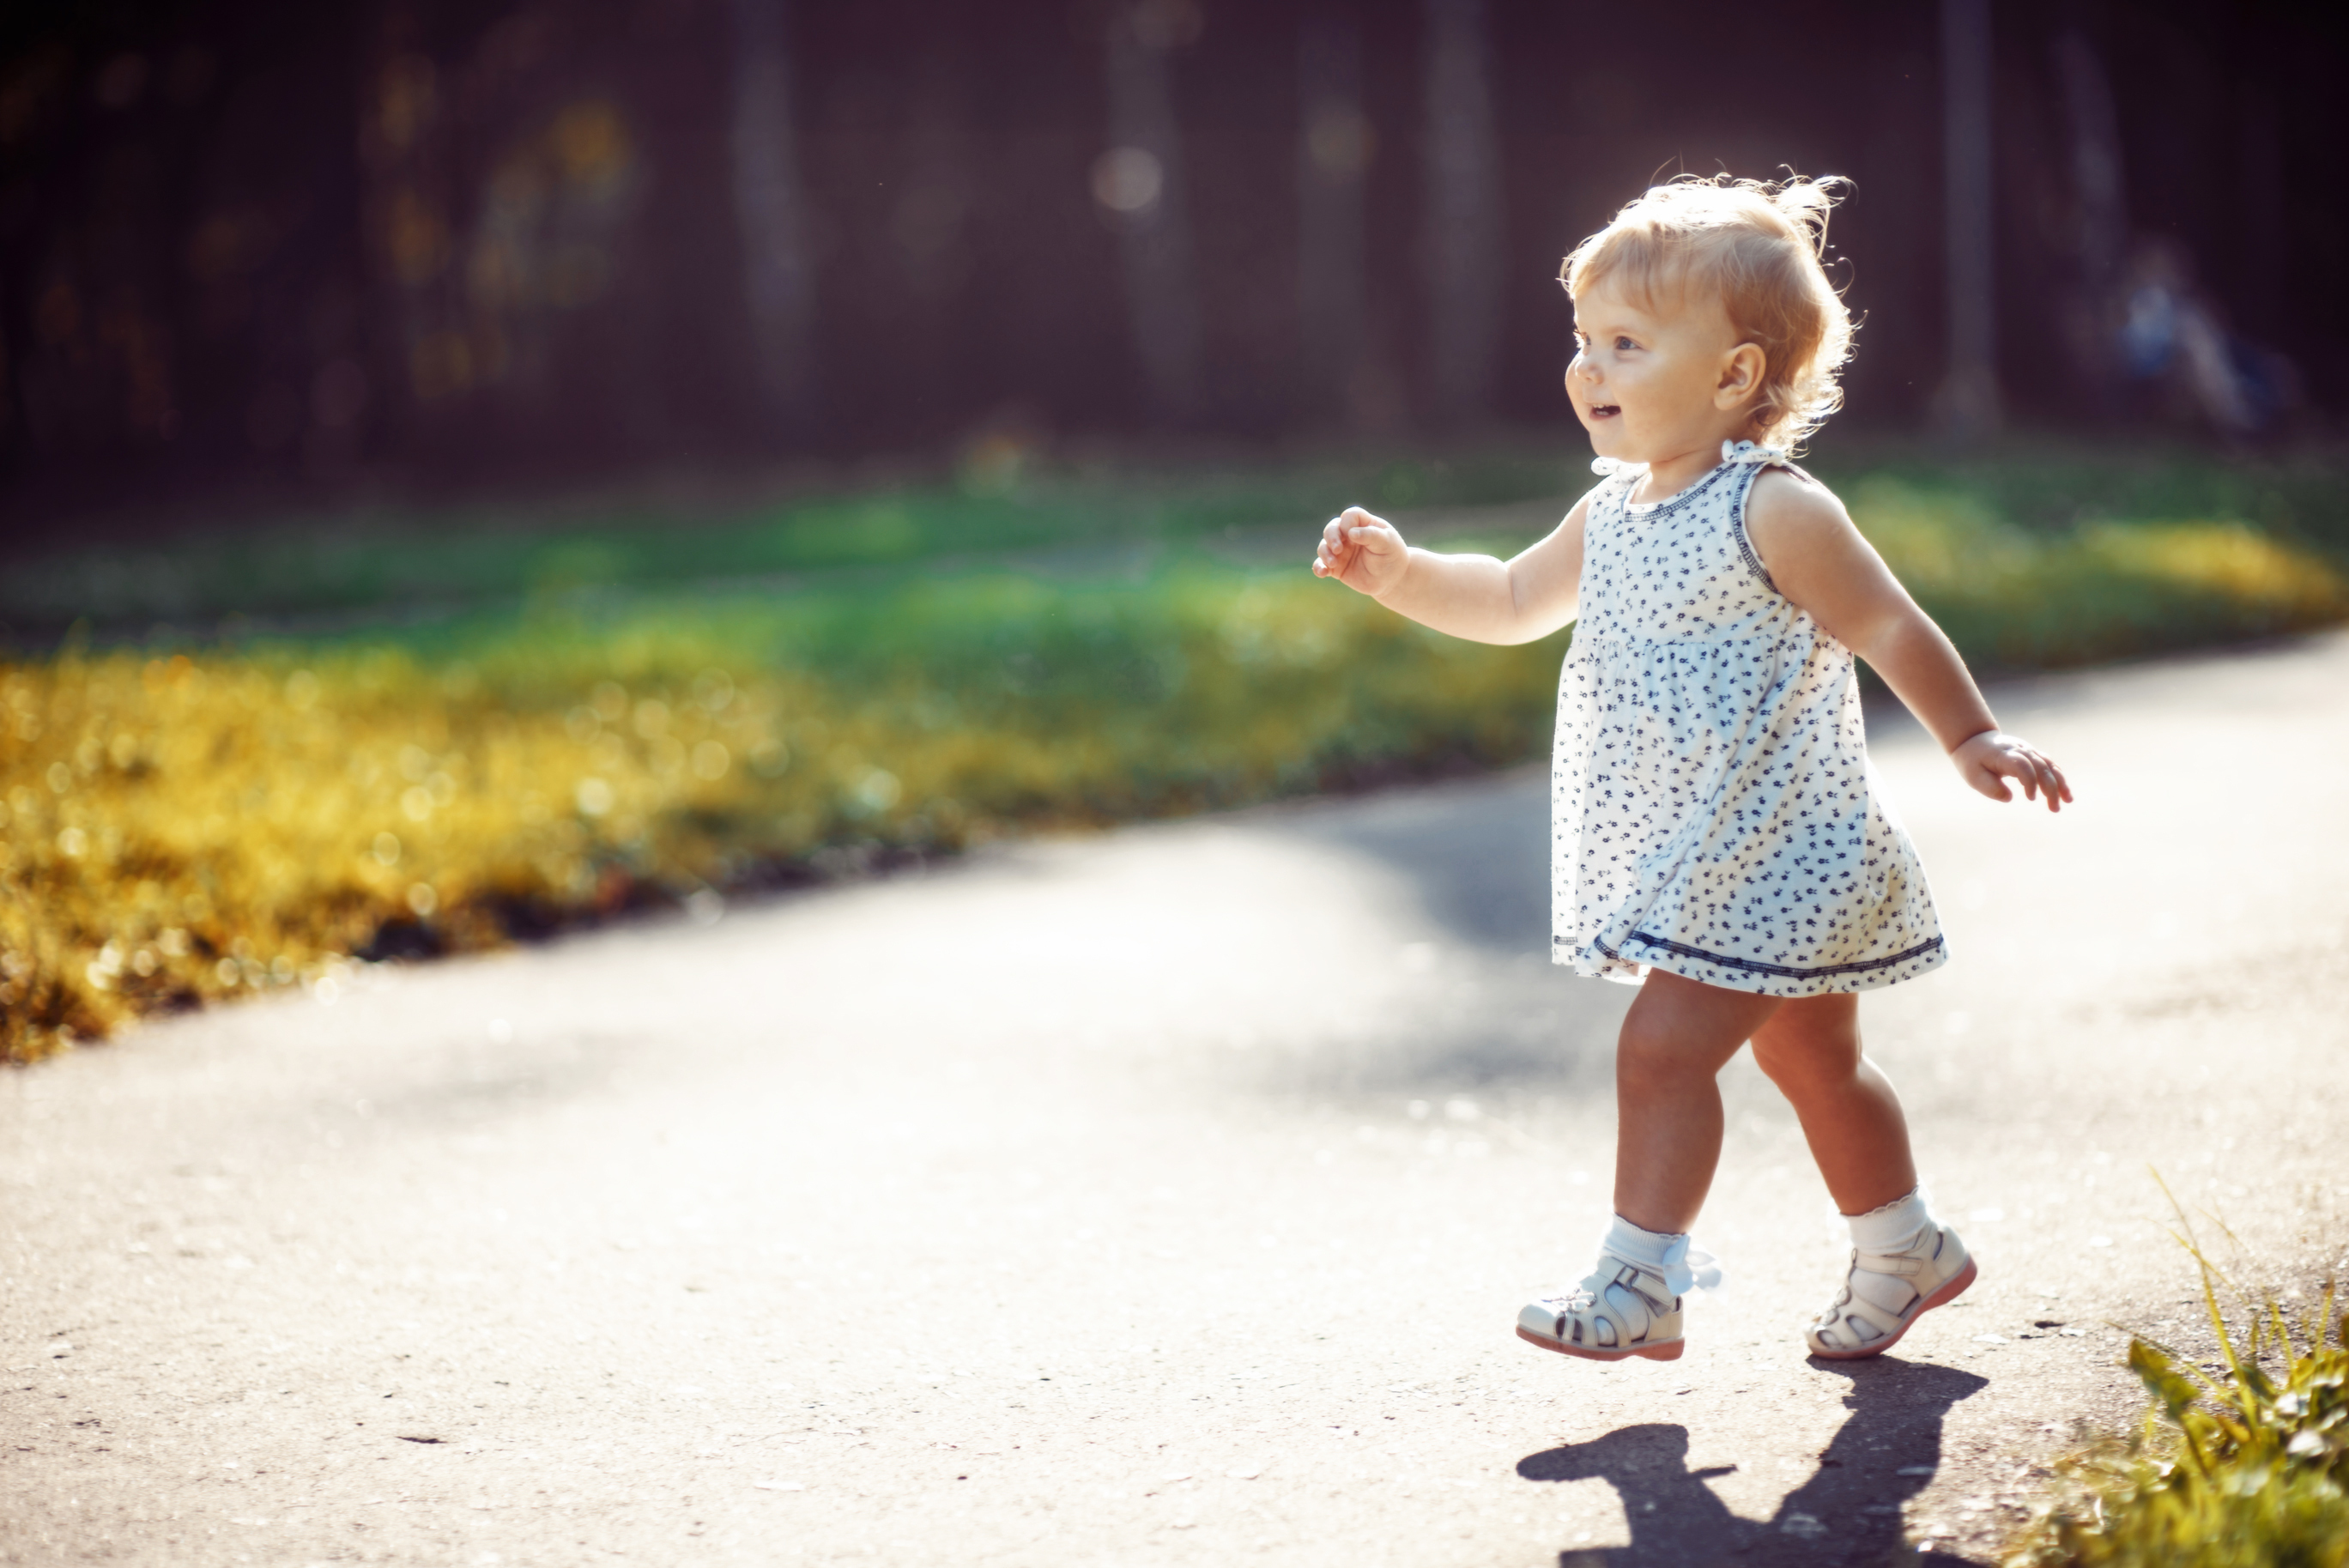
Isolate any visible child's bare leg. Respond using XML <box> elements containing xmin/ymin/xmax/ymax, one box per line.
<box><xmin>1613</xmin><ymin>970</ymin><xmax>1784</xmax><ymax>1233</ymax></box>
<box><xmin>1748</xmin><ymin>994</ymin><xmax>1918</xmax><ymax>1214</ymax></box>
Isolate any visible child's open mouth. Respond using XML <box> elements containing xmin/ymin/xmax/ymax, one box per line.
<box><xmin>1589</xmin><ymin>403</ymin><xmax>1620</xmax><ymax>420</ymax></box>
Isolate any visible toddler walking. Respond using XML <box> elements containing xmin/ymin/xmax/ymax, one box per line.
<box><xmin>1311</xmin><ymin>176</ymin><xmax>2070</xmax><ymax>1363</ymax></box>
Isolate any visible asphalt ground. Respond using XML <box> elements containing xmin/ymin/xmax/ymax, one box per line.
<box><xmin>4</xmin><ymin>632</ymin><xmax>2346</xmax><ymax>1568</ymax></box>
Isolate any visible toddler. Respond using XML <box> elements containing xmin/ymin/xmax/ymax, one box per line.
<box><xmin>1311</xmin><ymin>175</ymin><xmax>2070</xmax><ymax>1362</ymax></box>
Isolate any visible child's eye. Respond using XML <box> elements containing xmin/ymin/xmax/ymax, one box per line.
<box><xmin>1615</xmin><ymin>336</ymin><xmax>1638</xmax><ymax>352</ymax></box>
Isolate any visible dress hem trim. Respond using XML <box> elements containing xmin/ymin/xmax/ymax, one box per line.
<box><xmin>1594</xmin><ymin>930</ymin><xmax>1946</xmax><ymax>980</ymax></box>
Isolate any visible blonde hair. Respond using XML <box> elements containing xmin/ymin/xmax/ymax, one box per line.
<box><xmin>1560</xmin><ymin>173</ymin><xmax>1855</xmax><ymax>452</ymax></box>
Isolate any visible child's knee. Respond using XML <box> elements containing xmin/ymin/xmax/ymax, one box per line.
<box><xmin>1616</xmin><ymin>1014</ymin><xmax>1708</xmax><ymax>1093</ymax></box>
<box><xmin>1753</xmin><ymin>1036</ymin><xmax>1862</xmax><ymax>1095</ymax></box>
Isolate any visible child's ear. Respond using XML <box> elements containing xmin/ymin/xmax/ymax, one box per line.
<box><xmin>1714</xmin><ymin>343</ymin><xmax>1766</xmax><ymax>409</ymax></box>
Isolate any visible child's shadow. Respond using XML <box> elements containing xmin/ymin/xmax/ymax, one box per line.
<box><xmin>1516</xmin><ymin>1359</ymin><xmax>1989</xmax><ymax>1566</ymax></box>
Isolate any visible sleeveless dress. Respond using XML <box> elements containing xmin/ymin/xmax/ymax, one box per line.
<box><xmin>1550</xmin><ymin>443</ymin><xmax>1946</xmax><ymax>997</ymax></box>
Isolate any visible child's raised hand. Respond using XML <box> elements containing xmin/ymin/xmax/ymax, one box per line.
<box><xmin>1311</xmin><ymin>506</ymin><xmax>1410</xmax><ymax>597</ymax></box>
<box><xmin>1949</xmin><ymin>730</ymin><xmax>2074</xmax><ymax>813</ymax></box>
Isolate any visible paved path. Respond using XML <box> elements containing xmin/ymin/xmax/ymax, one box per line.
<box><xmin>5</xmin><ymin>635</ymin><xmax>2347</xmax><ymax>1568</ymax></box>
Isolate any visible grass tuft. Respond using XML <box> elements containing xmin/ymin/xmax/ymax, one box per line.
<box><xmin>2006</xmin><ymin>1184</ymin><xmax>2349</xmax><ymax>1567</ymax></box>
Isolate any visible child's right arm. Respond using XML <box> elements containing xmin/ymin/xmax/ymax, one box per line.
<box><xmin>1309</xmin><ymin>493</ymin><xmax>1592</xmax><ymax>646</ymax></box>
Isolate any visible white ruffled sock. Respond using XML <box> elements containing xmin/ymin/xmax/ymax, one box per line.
<box><xmin>1600</xmin><ymin>1214</ymin><xmax>1723</xmax><ymax>1297</ymax></box>
<box><xmin>1842</xmin><ymin>1186</ymin><xmax>1935</xmax><ymax>1315</ymax></box>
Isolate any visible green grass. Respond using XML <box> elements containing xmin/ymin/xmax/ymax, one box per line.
<box><xmin>1807</xmin><ymin>441</ymin><xmax>2349</xmax><ymax>550</ymax></box>
<box><xmin>0</xmin><ymin>560</ymin><xmax>1571</xmax><ymax>1062</ymax></box>
<box><xmin>2</xmin><ymin>442</ymin><xmax>2345</xmax><ymax>1062</ymax></box>
<box><xmin>1845</xmin><ymin>477</ymin><xmax>2347</xmax><ymax>672</ymax></box>
<box><xmin>2007</xmin><ymin>1196</ymin><xmax>2349</xmax><ymax>1567</ymax></box>
<box><xmin>0</xmin><ymin>450</ymin><xmax>1581</xmax><ymax>633</ymax></box>
<box><xmin>18</xmin><ymin>439</ymin><xmax>2341</xmax><ymax>639</ymax></box>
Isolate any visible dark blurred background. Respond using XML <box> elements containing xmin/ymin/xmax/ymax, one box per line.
<box><xmin>0</xmin><ymin>0</ymin><xmax>2338</xmax><ymax>538</ymax></box>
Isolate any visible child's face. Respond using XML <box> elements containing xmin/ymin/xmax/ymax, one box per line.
<box><xmin>1566</xmin><ymin>275</ymin><xmax>1758</xmax><ymax>462</ymax></box>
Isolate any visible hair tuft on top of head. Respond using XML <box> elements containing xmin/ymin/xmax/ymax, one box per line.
<box><xmin>1560</xmin><ymin>173</ymin><xmax>1856</xmax><ymax>454</ymax></box>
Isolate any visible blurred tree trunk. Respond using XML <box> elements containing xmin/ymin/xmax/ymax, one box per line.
<box><xmin>1100</xmin><ymin>1</ymin><xmax>1204</xmax><ymax>428</ymax></box>
<box><xmin>2053</xmin><ymin>27</ymin><xmax>2126</xmax><ymax>415</ymax></box>
<box><xmin>1935</xmin><ymin>0</ymin><xmax>2000</xmax><ymax>439</ymax></box>
<box><xmin>356</xmin><ymin>18</ymin><xmax>446</xmax><ymax>459</ymax></box>
<box><xmin>728</xmin><ymin>0</ymin><xmax>819</xmax><ymax>443</ymax></box>
<box><xmin>2054</xmin><ymin>31</ymin><xmax>2125</xmax><ymax>299</ymax></box>
<box><xmin>1296</xmin><ymin>9</ymin><xmax>1370</xmax><ymax>429</ymax></box>
<box><xmin>2237</xmin><ymin>94</ymin><xmax>2285</xmax><ymax>342</ymax></box>
<box><xmin>1420</xmin><ymin>0</ymin><xmax>1500</xmax><ymax>427</ymax></box>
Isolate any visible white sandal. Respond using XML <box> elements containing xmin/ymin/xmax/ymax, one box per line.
<box><xmin>1805</xmin><ymin>1222</ymin><xmax>1977</xmax><ymax>1359</ymax></box>
<box><xmin>1517</xmin><ymin>1255</ymin><xmax>1686</xmax><ymax>1362</ymax></box>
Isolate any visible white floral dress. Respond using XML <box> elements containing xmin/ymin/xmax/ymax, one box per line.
<box><xmin>1551</xmin><ymin>445</ymin><xmax>1946</xmax><ymax>996</ymax></box>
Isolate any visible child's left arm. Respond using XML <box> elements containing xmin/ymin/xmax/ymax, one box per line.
<box><xmin>1746</xmin><ymin>470</ymin><xmax>2074</xmax><ymax>813</ymax></box>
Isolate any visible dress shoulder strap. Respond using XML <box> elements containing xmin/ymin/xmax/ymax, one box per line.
<box><xmin>1585</xmin><ymin>456</ymin><xmax>1643</xmax><ymax>518</ymax></box>
<box><xmin>1725</xmin><ymin>447</ymin><xmax>1783</xmax><ymax>593</ymax></box>
<box><xmin>1722</xmin><ymin>436</ymin><xmax>1821</xmax><ymax>488</ymax></box>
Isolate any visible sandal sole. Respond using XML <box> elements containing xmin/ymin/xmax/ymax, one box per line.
<box><xmin>1516</xmin><ymin>1325</ymin><xmax>1685</xmax><ymax>1362</ymax></box>
<box><xmin>1807</xmin><ymin>1254</ymin><xmax>1979</xmax><ymax>1360</ymax></box>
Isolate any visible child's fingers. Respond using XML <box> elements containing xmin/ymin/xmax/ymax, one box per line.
<box><xmin>1969</xmin><ymin>744</ymin><xmax>2071</xmax><ymax>811</ymax></box>
<box><xmin>1959</xmin><ymin>753</ymin><xmax>2014</xmax><ymax>802</ymax></box>
<box><xmin>1311</xmin><ymin>517</ymin><xmax>1367</xmax><ymax>584</ymax></box>
<box><xmin>2038</xmin><ymin>754</ymin><xmax>2074</xmax><ymax>807</ymax></box>
<box><xmin>2042</xmin><ymin>766</ymin><xmax>2067</xmax><ymax>811</ymax></box>
<box><xmin>1308</xmin><ymin>506</ymin><xmax>1401</xmax><ymax>590</ymax></box>
<box><xmin>2019</xmin><ymin>749</ymin><xmax>2067</xmax><ymax>812</ymax></box>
